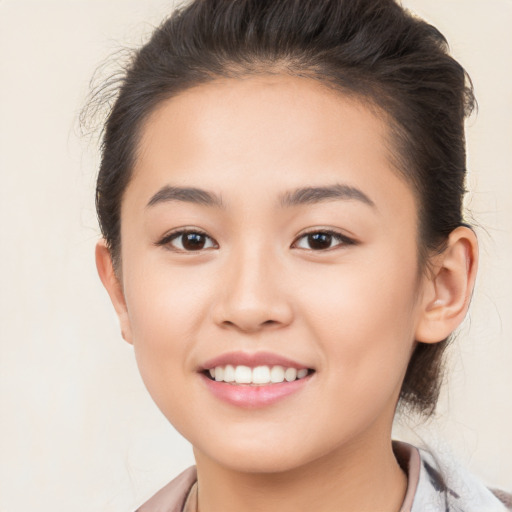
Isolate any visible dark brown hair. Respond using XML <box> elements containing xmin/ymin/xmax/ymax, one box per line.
<box><xmin>92</xmin><ymin>0</ymin><xmax>475</xmax><ymax>415</ymax></box>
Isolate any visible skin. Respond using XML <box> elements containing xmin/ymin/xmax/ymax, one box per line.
<box><xmin>96</xmin><ymin>75</ymin><xmax>478</xmax><ymax>512</ymax></box>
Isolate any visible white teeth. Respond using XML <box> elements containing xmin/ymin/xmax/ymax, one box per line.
<box><xmin>297</xmin><ymin>368</ymin><xmax>308</xmax><ymax>379</ymax></box>
<box><xmin>214</xmin><ymin>366</ymin><xmax>224</xmax><ymax>382</ymax></box>
<box><xmin>270</xmin><ymin>365</ymin><xmax>285</xmax><ymax>383</ymax></box>
<box><xmin>207</xmin><ymin>365</ymin><xmax>310</xmax><ymax>385</ymax></box>
<box><xmin>223</xmin><ymin>364</ymin><xmax>235</xmax><ymax>382</ymax></box>
<box><xmin>285</xmin><ymin>367</ymin><xmax>297</xmax><ymax>382</ymax></box>
<box><xmin>252</xmin><ymin>366</ymin><xmax>271</xmax><ymax>384</ymax></box>
<box><xmin>234</xmin><ymin>365</ymin><xmax>252</xmax><ymax>384</ymax></box>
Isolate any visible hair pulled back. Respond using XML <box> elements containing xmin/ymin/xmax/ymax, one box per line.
<box><xmin>94</xmin><ymin>0</ymin><xmax>475</xmax><ymax>415</ymax></box>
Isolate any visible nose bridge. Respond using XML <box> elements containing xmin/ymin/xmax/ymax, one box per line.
<box><xmin>213</xmin><ymin>236</ymin><xmax>293</xmax><ymax>331</ymax></box>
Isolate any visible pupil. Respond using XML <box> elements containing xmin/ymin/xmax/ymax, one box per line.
<box><xmin>183</xmin><ymin>233</ymin><xmax>205</xmax><ymax>250</ymax></box>
<box><xmin>308</xmin><ymin>233</ymin><xmax>332</xmax><ymax>250</ymax></box>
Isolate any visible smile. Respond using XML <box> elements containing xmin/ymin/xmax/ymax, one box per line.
<box><xmin>206</xmin><ymin>365</ymin><xmax>310</xmax><ymax>385</ymax></box>
<box><xmin>199</xmin><ymin>352</ymin><xmax>315</xmax><ymax>408</ymax></box>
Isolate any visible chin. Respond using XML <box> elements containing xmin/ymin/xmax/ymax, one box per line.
<box><xmin>192</xmin><ymin>431</ymin><xmax>329</xmax><ymax>475</ymax></box>
<box><xmin>211</xmin><ymin>450</ymin><xmax>310</xmax><ymax>475</ymax></box>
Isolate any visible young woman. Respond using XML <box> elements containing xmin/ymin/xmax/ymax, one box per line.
<box><xmin>93</xmin><ymin>0</ymin><xmax>511</xmax><ymax>510</ymax></box>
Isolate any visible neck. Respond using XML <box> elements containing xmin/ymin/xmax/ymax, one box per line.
<box><xmin>193</xmin><ymin>432</ymin><xmax>407</xmax><ymax>512</ymax></box>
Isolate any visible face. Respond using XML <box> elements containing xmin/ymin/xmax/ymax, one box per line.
<box><xmin>113</xmin><ymin>75</ymin><xmax>428</xmax><ymax>473</ymax></box>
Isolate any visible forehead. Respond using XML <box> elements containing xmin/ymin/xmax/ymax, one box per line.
<box><xmin>127</xmin><ymin>74</ymin><xmax>414</xmax><ymax>216</ymax></box>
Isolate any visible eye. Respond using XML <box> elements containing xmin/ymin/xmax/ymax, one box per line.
<box><xmin>293</xmin><ymin>230</ymin><xmax>355</xmax><ymax>251</ymax></box>
<box><xmin>157</xmin><ymin>229</ymin><xmax>218</xmax><ymax>252</ymax></box>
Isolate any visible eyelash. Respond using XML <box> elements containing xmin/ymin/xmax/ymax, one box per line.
<box><xmin>156</xmin><ymin>228</ymin><xmax>356</xmax><ymax>253</ymax></box>
<box><xmin>292</xmin><ymin>229</ymin><xmax>356</xmax><ymax>251</ymax></box>
<box><xmin>156</xmin><ymin>229</ymin><xmax>218</xmax><ymax>252</ymax></box>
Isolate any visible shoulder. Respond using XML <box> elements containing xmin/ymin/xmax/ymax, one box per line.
<box><xmin>415</xmin><ymin>444</ymin><xmax>511</xmax><ymax>512</ymax></box>
<box><xmin>135</xmin><ymin>466</ymin><xmax>197</xmax><ymax>512</ymax></box>
<box><xmin>489</xmin><ymin>489</ymin><xmax>512</xmax><ymax>511</ymax></box>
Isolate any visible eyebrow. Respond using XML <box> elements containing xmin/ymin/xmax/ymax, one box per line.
<box><xmin>279</xmin><ymin>184</ymin><xmax>375</xmax><ymax>209</ymax></box>
<box><xmin>146</xmin><ymin>183</ymin><xmax>375</xmax><ymax>210</ymax></box>
<box><xmin>146</xmin><ymin>186</ymin><xmax>225</xmax><ymax>209</ymax></box>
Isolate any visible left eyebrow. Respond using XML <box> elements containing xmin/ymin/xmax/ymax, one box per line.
<box><xmin>279</xmin><ymin>184</ymin><xmax>376</xmax><ymax>209</ymax></box>
<box><xmin>146</xmin><ymin>186</ymin><xmax>225</xmax><ymax>209</ymax></box>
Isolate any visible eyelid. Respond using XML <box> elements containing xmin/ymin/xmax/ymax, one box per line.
<box><xmin>291</xmin><ymin>228</ymin><xmax>357</xmax><ymax>250</ymax></box>
<box><xmin>155</xmin><ymin>227</ymin><xmax>218</xmax><ymax>251</ymax></box>
<box><xmin>155</xmin><ymin>226</ymin><xmax>356</xmax><ymax>252</ymax></box>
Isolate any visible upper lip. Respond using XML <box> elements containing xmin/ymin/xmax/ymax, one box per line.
<box><xmin>200</xmin><ymin>351</ymin><xmax>311</xmax><ymax>371</ymax></box>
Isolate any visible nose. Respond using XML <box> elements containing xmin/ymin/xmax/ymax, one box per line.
<box><xmin>211</xmin><ymin>246</ymin><xmax>294</xmax><ymax>333</ymax></box>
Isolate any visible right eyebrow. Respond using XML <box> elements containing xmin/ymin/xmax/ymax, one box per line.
<box><xmin>146</xmin><ymin>186</ymin><xmax>225</xmax><ymax>209</ymax></box>
<box><xmin>279</xmin><ymin>184</ymin><xmax>376</xmax><ymax>209</ymax></box>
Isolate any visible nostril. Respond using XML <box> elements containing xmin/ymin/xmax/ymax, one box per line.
<box><xmin>219</xmin><ymin>317</ymin><xmax>284</xmax><ymax>332</ymax></box>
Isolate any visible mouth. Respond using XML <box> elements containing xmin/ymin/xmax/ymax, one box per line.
<box><xmin>199</xmin><ymin>352</ymin><xmax>315</xmax><ymax>408</ymax></box>
<box><xmin>202</xmin><ymin>365</ymin><xmax>314</xmax><ymax>385</ymax></box>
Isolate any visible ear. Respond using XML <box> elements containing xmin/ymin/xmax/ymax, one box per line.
<box><xmin>415</xmin><ymin>226</ymin><xmax>478</xmax><ymax>344</ymax></box>
<box><xmin>95</xmin><ymin>239</ymin><xmax>133</xmax><ymax>345</ymax></box>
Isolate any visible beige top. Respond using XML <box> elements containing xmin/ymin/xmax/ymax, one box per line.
<box><xmin>135</xmin><ymin>441</ymin><xmax>511</xmax><ymax>512</ymax></box>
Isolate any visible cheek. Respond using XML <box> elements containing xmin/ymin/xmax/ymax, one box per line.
<box><xmin>121</xmin><ymin>254</ymin><xmax>216</xmax><ymax>408</ymax></box>
<box><xmin>299</xmin><ymin>248</ymin><xmax>420</xmax><ymax>393</ymax></box>
<box><xmin>123</xmin><ymin>244</ymin><xmax>215</xmax><ymax>338</ymax></box>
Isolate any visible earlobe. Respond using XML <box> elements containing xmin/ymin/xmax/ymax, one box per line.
<box><xmin>95</xmin><ymin>240</ymin><xmax>134</xmax><ymax>345</ymax></box>
<box><xmin>415</xmin><ymin>226</ymin><xmax>478</xmax><ymax>344</ymax></box>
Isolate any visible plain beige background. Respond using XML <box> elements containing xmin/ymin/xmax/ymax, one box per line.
<box><xmin>0</xmin><ymin>0</ymin><xmax>510</xmax><ymax>510</ymax></box>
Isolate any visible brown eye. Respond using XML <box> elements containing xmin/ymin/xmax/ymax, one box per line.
<box><xmin>293</xmin><ymin>230</ymin><xmax>355</xmax><ymax>251</ymax></box>
<box><xmin>180</xmin><ymin>233</ymin><xmax>208</xmax><ymax>250</ymax></box>
<box><xmin>160</xmin><ymin>230</ymin><xmax>217</xmax><ymax>252</ymax></box>
<box><xmin>306</xmin><ymin>233</ymin><xmax>333</xmax><ymax>250</ymax></box>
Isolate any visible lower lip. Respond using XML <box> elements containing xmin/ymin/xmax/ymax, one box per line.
<box><xmin>200</xmin><ymin>373</ymin><xmax>312</xmax><ymax>408</ymax></box>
